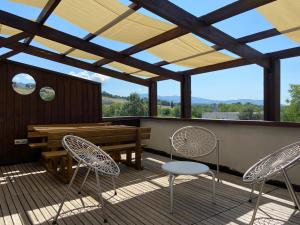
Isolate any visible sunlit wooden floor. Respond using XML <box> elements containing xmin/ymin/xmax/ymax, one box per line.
<box><xmin>0</xmin><ymin>152</ymin><xmax>299</xmax><ymax>225</ymax></box>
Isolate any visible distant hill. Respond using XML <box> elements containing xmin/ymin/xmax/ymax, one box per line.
<box><xmin>102</xmin><ymin>96</ymin><xmax>127</xmax><ymax>105</ymax></box>
<box><xmin>102</xmin><ymin>92</ymin><xmax>263</xmax><ymax>106</ymax></box>
<box><xmin>102</xmin><ymin>91</ymin><xmax>127</xmax><ymax>105</ymax></box>
<box><xmin>139</xmin><ymin>94</ymin><xmax>263</xmax><ymax>105</ymax></box>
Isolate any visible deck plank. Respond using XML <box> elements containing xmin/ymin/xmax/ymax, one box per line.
<box><xmin>0</xmin><ymin>152</ymin><xmax>299</xmax><ymax>225</ymax></box>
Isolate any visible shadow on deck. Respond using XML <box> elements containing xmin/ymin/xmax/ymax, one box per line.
<box><xmin>0</xmin><ymin>152</ymin><xmax>299</xmax><ymax>225</ymax></box>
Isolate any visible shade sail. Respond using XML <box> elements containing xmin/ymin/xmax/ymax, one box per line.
<box><xmin>108</xmin><ymin>62</ymin><xmax>158</xmax><ymax>78</ymax></box>
<box><xmin>148</xmin><ymin>34</ymin><xmax>234</xmax><ymax>68</ymax></box>
<box><xmin>33</xmin><ymin>36</ymin><xmax>103</xmax><ymax>60</ymax></box>
<box><xmin>11</xmin><ymin>0</ymin><xmax>235</xmax><ymax>73</ymax></box>
<box><xmin>258</xmin><ymin>0</ymin><xmax>300</xmax><ymax>44</ymax></box>
<box><xmin>0</xmin><ymin>24</ymin><xmax>21</xmax><ymax>35</ymax></box>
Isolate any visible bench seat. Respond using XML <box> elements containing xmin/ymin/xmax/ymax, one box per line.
<box><xmin>41</xmin><ymin>143</ymin><xmax>147</xmax><ymax>160</ymax></box>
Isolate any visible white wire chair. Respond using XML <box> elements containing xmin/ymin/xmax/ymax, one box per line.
<box><xmin>52</xmin><ymin>135</ymin><xmax>120</xmax><ymax>224</ymax></box>
<box><xmin>162</xmin><ymin>126</ymin><xmax>219</xmax><ymax>213</ymax></box>
<box><xmin>243</xmin><ymin>141</ymin><xmax>300</xmax><ymax>225</ymax></box>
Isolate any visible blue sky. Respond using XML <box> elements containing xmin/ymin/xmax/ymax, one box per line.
<box><xmin>0</xmin><ymin>0</ymin><xmax>300</xmax><ymax>104</ymax></box>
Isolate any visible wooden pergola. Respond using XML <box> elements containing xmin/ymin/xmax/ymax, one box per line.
<box><xmin>1</xmin><ymin>0</ymin><xmax>299</xmax><ymax>121</ymax></box>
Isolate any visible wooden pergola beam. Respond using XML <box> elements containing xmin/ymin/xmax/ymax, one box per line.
<box><xmin>237</xmin><ymin>28</ymin><xmax>280</xmax><ymax>44</ymax></box>
<box><xmin>24</xmin><ymin>0</ymin><xmax>61</xmax><ymax>44</ymax></box>
<box><xmin>201</xmin><ymin>0</ymin><xmax>275</xmax><ymax>25</ymax></box>
<box><xmin>268</xmin><ymin>46</ymin><xmax>300</xmax><ymax>59</ymax></box>
<box><xmin>151</xmin><ymin>28</ymin><xmax>283</xmax><ymax>81</ymax></box>
<box><xmin>0</xmin><ymin>32</ymin><xmax>29</xmax><ymax>60</ymax></box>
<box><xmin>0</xmin><ymin>10</ymin><xmax>182</xmax><ymax>81</ymax></box>
<box><xmin>96</xmin><ymin>0</ymin><xmax>274</xmax><ymax>67</ymax></box>
<box><xmin>182</xmin><ymin>59</ymin><xmax>251</xmax><ymax>76</ymax></box>
<box><xmin>5</xmin><ymin>0</ymin><xmax>61</xmax><ymax>60</ymax></box>
<box><xmin>3</xmin><ymin>39</ymin><xmax>150</xmax><ymax>86</ymax></box>
<box><xmin>131</xmin><ymin>0</ymin><xmax>270</xmax><ymax>68</ymax></box>
<box><xmin>0</xmin><ymin>50</ymin><xmax>21</xmax><ymax>61</ymax></box>
<box><xmin>94</xmin><ymin>27</ymin><xmax>186</xmax><ymax>66</ymax></box>
<box><xmin>135</xmin><ymin>29</ymin><xmax>278</xmax><ymax>77</ymax></box>
<box><xmin>154</xmin><ymin>45</ymin><xmax>300</xmax><ymax>80</ymax></box>
<box><xmin>0</xmin><ymin>32</ymin><xmax>29</xmax><ymax>47</ymax></box>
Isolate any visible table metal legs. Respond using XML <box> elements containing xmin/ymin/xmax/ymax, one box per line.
<box><xmin>168</xmin><ymin>171</ymin><xmax>216</xmax><ymax>214</ymax></box>
<box><xmin>169</xmin><ymin>174</ymin><xmax>176</xmax><ymax>214</ymax></box>
<box><xmin>208</xmin><ymin>170</ymin><xmax>216</xmax><ymax>204</ymax></box>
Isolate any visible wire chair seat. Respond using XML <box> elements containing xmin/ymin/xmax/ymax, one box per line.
<box><xmin>243</xmin><ymin>141</ymin><xmax>300</xmax><ymax>184</ymax></box>
<box><xmin>243</xmin><ymin>141</ymin><xmax>300</xmax><ymax>225</ymax></box>
<box><xmin>63</xmin><ymin>135</ymin><xmax>120</xmax><ymax>176</ymax></box>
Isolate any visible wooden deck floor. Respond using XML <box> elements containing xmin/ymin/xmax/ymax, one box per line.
<box><xmin>0</xmin><ymin>152</ymin><xmax>299</xmax><ymax>225</ymax></box>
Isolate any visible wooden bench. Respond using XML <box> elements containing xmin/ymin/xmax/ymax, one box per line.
<box><xmin>39</xmin><ymin>126</ymin><xmax>151</xmax><ymax>182</ymax></box>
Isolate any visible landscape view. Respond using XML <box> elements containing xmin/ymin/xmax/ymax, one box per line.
<box><xmin>103</xmin><ymin>84</ymin><xmax>300</xmax><ymax>122</ymax></box>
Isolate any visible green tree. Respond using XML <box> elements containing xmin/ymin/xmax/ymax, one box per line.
<box><xmin>218</xmin><ymin>103</ymin><xmax>242</xmax><ymax>112</ymax></box>
<box><xmin>172</xmin><ymin>105</ymin><xmax>180</xmax><ymax>117</ymax></box>
<box><xmin>282</xmin><ymin>84</ymin><xmax>300</xmax><ymax>122</ymax></box>
<box><xmin>120</xmin><ymin>92</ymin><xmax>148</xmax><ymax>116</ymax></box>
<box><xmin>238</xmin><ymin>103</ymin><xmax>262</xmax><ymax>120</ymax></box>
<box><xmin>159</xmin><ymin>107</ymin><xmax>172</xmax><ymax>117</ymax></box>
<box><xmin>191</xmin><ymin>104</ymin><xmax>213</xmax><ymax>118</ymax></box>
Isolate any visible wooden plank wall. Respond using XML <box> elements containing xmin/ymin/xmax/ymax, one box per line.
<box><xmin>0</xmin><ymin>60</ymin><xmax>101</xmax><ymax>165</ymax></box>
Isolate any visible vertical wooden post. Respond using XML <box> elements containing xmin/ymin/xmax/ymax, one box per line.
<box><xmin>181</xmin><ymin>76</ymin><xmax>191</xmax><ymax>118</ymax></box>
<box><xmin>264</xmin><ymin>58</ymin><xmax>280</xmax><ymax>121</ymax></box>
<box><xmin>135</xmin><ymin>127</ymin><xmax>142</xmax><ymax>170</ymax></box>
<box><xmin>99</xmin><ymin>83</ymin><xmax>102</xmax><ymax>121</ymax></box>
<box><xmin>149</xmin><ymin>81</ymin><xmax>157</xmax><ymax>117</ymax></box>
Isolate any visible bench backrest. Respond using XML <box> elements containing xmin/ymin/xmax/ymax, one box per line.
<box><xmin>27</xmin><ymin>122</ymin><xmax>112</xmax><ymax>138</ymax></box>
<box><xmin>47</xmin><ymin>127</ymin><xmax>151</xmax><ymax>149</ymax></box>
<box><xmin>28</xmin><ymin>122</ymin><xmax>112</xmax><ymax>132</ymax></box>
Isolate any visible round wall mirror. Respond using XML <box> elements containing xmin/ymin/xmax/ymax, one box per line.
<box><xmin>40</xmin><ymin>87</ymin><xmax>55</xmax><ymax>101</ymax></box>
<box><xmin>12</xmin><ymin>73</ymin><xmax>36</xmax><ymax>95</ymax></box>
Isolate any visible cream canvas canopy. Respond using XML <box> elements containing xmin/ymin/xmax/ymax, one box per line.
<box><xmin>1</xmin><ymin>0</ymin><xmax>300</xmax><ymax>79</ymax></box>
<box><xmin>6</xmin><ymin>0</ymin><xmax>235</xmax><ymax>78</ymax></box>
<box><xmin>259</xmin><ymin>0</ymin><xmax>300</xmax><ymax>45</ymax></box>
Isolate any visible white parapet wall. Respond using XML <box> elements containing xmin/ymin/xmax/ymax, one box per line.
<box><xmin>141</xmin><ymin>118</ymin><xmax>300</xmax><ymax>186</ymax></box>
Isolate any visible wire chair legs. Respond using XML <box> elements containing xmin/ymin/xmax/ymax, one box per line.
<box><xmin>96</xmin><ymin>171</ymin><xmax>107</xmax><ymax>223</ymax></box>
<box><xmin>78</xmin><ymin>167</ymin><xmax>91</xmax><ymax>195</ymax></box>
<box><xmin>248</xmin><ymin>183</ymin><xmax>256</xmax><ymax>203</ymax></box>
<box><xmin>216</xmin><ymin>140</ymin><xmax>220</xmax><ymax>182</ymax></box>
<box><xmin>52</xmin><ymin>163</ymin><xmax>111</xmax><ymax>224</ymax></box>
<box><xmin>249</xmin><ymin>179</ymin><xmax>265</xmax><ymax>225</ymax></box>
<box><xmin>282</xmin><ymin>169</ymin><xmax>300</xmax><ymax>210</ymax></box>
<box><xmin>248</xmin><ymin>170</ymin><xmax>299</xmax><ymax>225</ymax></box>
<box><xmin>112</xmin><ymin>177</ymin><xmax>117</xmax><ymax>196</ymax></box>
<box><xmin>52</xmin><ymin>161</ymin><xmax>82</xmax><ymax>225</ymax></box>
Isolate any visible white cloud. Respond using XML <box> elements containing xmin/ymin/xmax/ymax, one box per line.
<box><xmin>69</xmin><ymin>71</ymin><xmax>110</xmax><ymax>83</ymax></box>
<box><xmin>12</xmin><ymin>73</ymin><xmax>35</xmax><ymax>83</ymax></box>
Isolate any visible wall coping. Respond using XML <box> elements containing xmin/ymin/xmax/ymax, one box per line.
<box><xmin>103</xmin><ymin>116</ymin><xmax>300</xmax><ymax>128</ymax></box>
